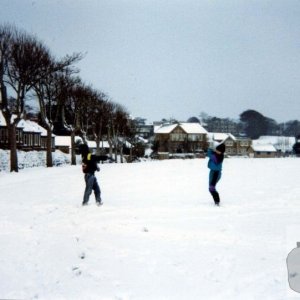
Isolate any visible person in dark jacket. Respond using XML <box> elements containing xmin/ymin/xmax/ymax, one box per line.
<box><xmin>79</xmin><ymin>144</ymin><xmax>102</xmax><ymax>206</ymax></box>
<box><xmin>207</xmin><ymin>143</ymin><xmax>226</xmax><ymax>206</ymax></box>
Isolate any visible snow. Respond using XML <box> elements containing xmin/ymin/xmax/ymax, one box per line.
<box><xmin>255</xmin><ymin>136</ymin><xmax>296</xmax><ymax>153</ymax></box>
<box><xmin>154</xmin><ymin>123</ymin><xmax>178</xmax><ymax>134</ymax></box>
<box><xmin>17</xmin><ymin>119</ymin><xmax>46</xmax><ymax>135</ymax></box>
<box><xmin>155</xmin><ymin>123</ymin><xmax>207</xmax><ymax>134</ymax></box>
<box><xmin>251</xmin><ymin>143</ymin><xmax>277</xmax><ymax>152</ymax></box>
<box><xmin>207</xmin><ymin>132</ymin><xmax>237</xmax><ymax>142</ymax></box>
<box><xmin>0</xmin><ymin>150</ymin><xmax>71</xmax><ymax>171</ymax></box>
<box><xmin>0</xmin><ymin>156</ymin><xmax>300</xmax><ymax>299</ymax></box>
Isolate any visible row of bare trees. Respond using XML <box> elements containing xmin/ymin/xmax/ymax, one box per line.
<box><xmin>0</xmin><ymin>24</ymin><xmax>134</xmax><ymax>172</ymax></box>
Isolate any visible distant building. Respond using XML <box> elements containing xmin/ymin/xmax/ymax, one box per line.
<box><xmin>154</xmin><ymin>122</ymin><xmax>208</xmax><ymax>157</ymax></box>
<box><xmin>256</xmin><ymin>136</ymin><xmax>296</xmax><ymax>156</ymax></box>
<box><xmin>249</xmin><ymin>143</ymin><xmax>277</xmax><ymax>158</ymax></box>
<box><xmin>55</xmin><ymin>136</ymin><xmax>111</xmax><ymax>154</ymax></box>
<box><xmin>133</xmin><ymin>117</ymin><xmax>154</xmax><ymax>139</ymax></box>
<box><xmin>208</xmin><ymin>132</ymin><xmax>251</xmax><ymax>156</ymax></box>
<box><xmin>0</xmin><ymin>110</ymin><xmax>55</xmax><ymax>151</ymax></box>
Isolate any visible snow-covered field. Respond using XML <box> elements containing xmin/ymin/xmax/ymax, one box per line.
<box><xmin>0</xmin><ymin>157</ymin><xmax>300</xmax><ymax>300</ymax></box>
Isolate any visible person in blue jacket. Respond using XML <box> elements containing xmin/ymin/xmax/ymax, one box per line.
<box><xmin>207</xmin><ymin>143</ymin><xmax>226</xmax><ymax>206</ymax></box>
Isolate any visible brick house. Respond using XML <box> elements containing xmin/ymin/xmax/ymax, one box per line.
<box><xmin>208</xmin><ymin>132</ymin><xmax>251</xmax><ymax>156</ymax></box>
<box><xmin>0</xmin><ymin>110</ymin><xmax>55</xmax><ymax>151</ymax></box>
<box><xmin>154</xmin><ymin>123</ymin><xmax>208</xmax><ymax>156</ymax></box>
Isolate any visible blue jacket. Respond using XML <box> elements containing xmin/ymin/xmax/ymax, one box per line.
<box><xmin>207</xmin><ymin>149</ymin><xmax>223</xmax><ymax>171</ymax></box>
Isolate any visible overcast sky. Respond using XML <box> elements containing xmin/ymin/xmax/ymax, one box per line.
<box><xmin>1</xmin><ymin>0</ymin><xmax>300</xmax><ymax>123</ymax></box>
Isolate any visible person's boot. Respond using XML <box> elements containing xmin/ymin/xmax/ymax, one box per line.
<box><xmin>210</xmin><ymin>191</ymin><xmax>220</xmax><ymax>206</ymax></box>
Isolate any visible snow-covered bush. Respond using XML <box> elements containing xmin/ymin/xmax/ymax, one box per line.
<box><xmin>0</xmin><ymin>149</ymin><xmax>71</xmax><ymax>172</ymax></box>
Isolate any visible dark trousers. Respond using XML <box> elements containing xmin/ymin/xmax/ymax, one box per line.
<box><xmin>209</xmin><ymin>170</ymin><xmax>221</xmax><ymax>204</ymax></box>
<box><xmin>83</xmin><ymin>173</ymin><xmax>101</xmax><ymax>204</ymax></box>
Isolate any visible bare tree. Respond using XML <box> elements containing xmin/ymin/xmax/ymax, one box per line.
<box><xmin>107</xmin><ymin>103</ymin><xmax>131</xmax><ymax>163</ymax></box>
<box><xmin>1</xmin><ymin>25</ymin><xmax>52</xmax><ymax>172</ymax></box>
<box><xmin>89</xmin><ymin>90</ymin><xmax>110</xmax><ymax>155</ymax></box>
<box><xmin>34</xmin><ymin>54</ymin><xmax>82</xmax><ymax>167</ymax></box>
<box><xmin>65</xmin><ymin>79</ymin><xmax>94</xmax><ymax>165</ymax></box>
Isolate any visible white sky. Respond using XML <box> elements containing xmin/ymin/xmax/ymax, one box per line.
<box><xmin>1</xmin><ymin>0</ymin><xmax>300</xmax><ymax>123</ymax></box>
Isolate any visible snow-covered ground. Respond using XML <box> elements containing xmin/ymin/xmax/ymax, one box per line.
<box><xmin>0</xmin><ymin>157</ymin><xmax>300</xmax><ymax>299</ymax></box>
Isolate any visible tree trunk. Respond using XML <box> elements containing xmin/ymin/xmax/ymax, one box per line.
<box><xmin>9</xmin><ymin>123</ymin><xmax>18</xmax><ymax>172</ymax></box>
<box><xmin>95</xmin><ymin>136</ymin><xmax>101</xmax><ymax>156</ymax></box>
<box><xmin>114</xmin><ymin>138</ymin><xmax>118</xmax><ymax>163</ymax></box>
<box><xmin>107</xmin><ymin>127</ymin><xmax>113</xmax><ymax>159</ymax></box>
<box><xmin>46</xmin><ymin>127</ymin><xmax>53</xmax><ymax>167</ymax></box>
<box><xmin>129</xmin><ymin>146</ymin><xmax>133</xmax><ymax>163</ymax></box>
<box><xmin>120</xmin><ymin>144</ymin><xmax>124</xmax><ymax>163</ymax></box>
<box><xmin>71</xmin><ymin>131</ymin><xmax>76</xmax><ymax>165</ymax></box>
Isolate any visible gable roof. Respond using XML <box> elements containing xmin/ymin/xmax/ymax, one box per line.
<box><xmin>180</xmin><ymin>123</ymin><xmax>208</xmax><ymax>134</ymax></box>
<box><xmin>17</xmin><ymin>119</ymin><xmax>51</xmax><ymax>136</ymax></box>
<box><xmin>0</xmin><ymin>111</ymin><xmax>51</xmax><ymax>137</ymax></box>
<box><xmin>207</xmin><ymin>132</ymin><xmax>236</xmax><ymax>142</ymax></box>
<box><xmin>155</xmin><ymin>123</ymin><xmax>207</xmax><ymax>134</ymax></box>
<box><xmin>154</xmin><ymin>124</ymin><xmax>177</xmax><ymax>134</ymax></box>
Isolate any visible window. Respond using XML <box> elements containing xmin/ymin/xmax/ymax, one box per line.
<box><xmin>34</xmin><ymin>134</ymin><xmax>40</xmax><ymax>146</ymax></box>
<box><xmin>16</xmin><ymin>129</ymin><xmax>21</xmax><ymax>143</ymax></box>
<box><xmin>24</xmin><ymin>134</ymin><xmax>27</xmax><ymax>145</ymax></box>
<box><xmin>0</xmin><ymin>128</ymin><xmax>7</xmax><ymax>142</ymax></box>
<box><xmin>240</xmin><ymin>141</ymin><xmax>249</xmax><ymax>146</ymax></box>
<box><xmin>188</xmin><ymin>134</ymin><xmax>202</xmax><ymax>141</ymax></box>
<box><xmin>170</xmin><ymin>133</ymin><xmax>186</xmax><ymax>141</ymax></box>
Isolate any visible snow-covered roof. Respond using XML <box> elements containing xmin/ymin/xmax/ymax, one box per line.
<box><xmin>251</xmin><ymin>143</ymin><xmax>277</xmax><ymax>152</ymax></box>
<box><xmin>155</xmin><ymin>123</ymin><xmax>207</xmax><ymax>134</ymax></box>
<box><xmin>55</xmin><ymin>136</ymin><xmax>110</xmax><ymax>148</ymax></box>
<box><xmin>181</xmin><ymin>123</ymin><xmax>208</xmax><ymax>134</ymax></box>
<box><xmin>117</xmin><ymin>137</ymin><xmax>133</xmax><ymax>148</ymax></box>
<box><xmin>155</xmin><ymin>124</ymin><xmax>177</xmax><ymax>134</ymax></box>
<box><xmin>207</xmin><ymin>132</ymin><xmax>236</xmax><ymax>142</ymax></box>
<box><xmin>256</xmin><ymin>136</ymin><xmax>295</xmax><ymax>152</ymax></box>
<box><xmin>17</xmin><ymin>119</ymin><xmax>51</xmax><ymax>136</ymax></box>
<box><xmin>55</xmin><ymin>136</ymin><xmax>74</xmax><ymax>147</ymax></box>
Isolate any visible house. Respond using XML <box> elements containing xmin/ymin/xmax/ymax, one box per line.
<box><xmin>0</xmin><ymin>110</ymin><xmax>54</xmax><ymax>151</ymax></box>
<box><xmin>54</xmin><ymin>136</ymin><xmax>111</xmax><ymax>154</ymax></box>
<box><xmin>207</xmin><ymin>133</ymin><xmax>237</xmax><ymax>155</ymax></box>
<box><xmin>0</xmin><ymin>111</ymin><xmax>23</xmax><ymax>149</ymax></box>
<box><xmin>207</xmin><ymin>132</ymin><xmax>251</xmax><ymax>156</ymax></box>
<box><xmin>55</xmin><ymin>136</ymin><xmax>75</xmax><ymax>154</ymax></box>
<box><xmin>17</xmin><ymin>119</ymin><xmax>55</xmax><ymax>151</ymax></box>
<box><xmin>249</xmin><ymin>143</ymin><xmax>277</xmax><ymax>158</ymax></box>
<box><xmin>236</xmin><ymin>138</ymin><xmax>252</xmax><ymax>156</ymax></box>
<box><xmin>256</xmin><ymin>136</ymin><xmax>296</xmax><ymax>156</ymax></box>
<box><xmin>154</xmin><ymin>123</ymin><xmax>208</xmax><ymax>158</ymax></box>
<box><xmin>87</xmin><ymin>140</ymin><xmax>113</xmax><ymax>154</ymax></box>
<box><xmin>133</xmin><ymin>117</ymin><xmax>154</xmax><ymax>139</ymax></box>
